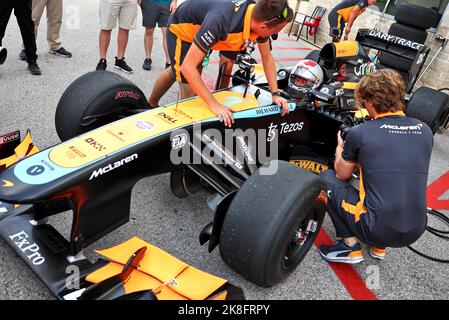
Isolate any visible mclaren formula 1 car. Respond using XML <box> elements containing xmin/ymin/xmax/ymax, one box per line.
<box><xmin>0</xmin><ymin>29</ymin><xmax>448</xmax><ymax>300</ymax></box>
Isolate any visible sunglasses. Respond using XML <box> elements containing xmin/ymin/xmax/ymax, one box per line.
<box><xmin>263</xmin><ymin>1</ymin><xmax>289</xmax><ymax>26</ymax></box>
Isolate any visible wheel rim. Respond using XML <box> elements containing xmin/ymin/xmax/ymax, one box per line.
<box><xmin>282</xmin><ymin>208</ymin><xmax>321</xmax><ymax>271</ymax></box>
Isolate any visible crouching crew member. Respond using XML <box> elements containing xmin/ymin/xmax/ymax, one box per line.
<box><xmin>319</xmin><ymin>69</ymin><xmax>433</xmax><ymax>264</ymax></box>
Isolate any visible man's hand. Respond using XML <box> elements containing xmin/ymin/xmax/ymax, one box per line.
<box><xmin>344</xmin><ymin>28</ymin><xmax>350</xmax><ymax>41</ymax></box>
<box><xmin>273</xmin><ymin>95</ymin><xmax>289</xmax><ymax>116</ymax></box>
<box><xmin>337</xmin><ymin>130</ymin><xmax>345</xmax><ymax>148</ymax></box>
<box><xmin>210</xmin><ymin>103</ymin><xmax>235</xmax><ymax>128</ymax></box>
<box><xmin>170</xmin><ymin>0</ymin><xmax>177</xmax><ymax>12</ymax></box>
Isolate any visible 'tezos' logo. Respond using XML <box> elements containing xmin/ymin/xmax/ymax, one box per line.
<box><xmin>85</xmin><ymin>138</ymin><xmax>106</xmax><ymax>152</ymax></box>
<box><xmin>9</xmin><ymin>231</ymin><xmax>45</xmax><ymax>265</ymax></box>
<box><xmin>267</xmin><ymin>122</ymin><xmax>305</xmax><ymax>142</ymax></box>
<box><xmin>115</xmin><ymin>91</ymin><xmax>140</xmax><ymax>100</ymax></box>
<box><xmin>89</xmin><ymin>154</ymin><xmax>138</xmax><ymax>180</ymax></box>
<box><xmin>135</xmin><ymin>120</ymin><xmax>154</xmax><ymax>131</ymax></box>
<box><xmin>157</xmin><ymin>112</ymin><xmax>177</xmax><ymax>124</ymax></box>
<box><xmin>0</xmin><ymin>131</ymin><xmax>20</xmax><ymax>144</ymax></box>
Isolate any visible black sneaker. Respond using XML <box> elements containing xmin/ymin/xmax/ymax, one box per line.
<box><xmin>28</xmin><ymin>62</ymin><xmax>42</xmax><ymax>75</ymax></box>
<box><xmin>165</xmin><ymin>62</ymin><xmax>171</xmax><ymax>69</ymax></box>
<box><xmin>96</xmin><ymin>58</ymin><xmax>107</xmax><ymax>71</ymax></box>
<box><xmin>19</xmin><ymin>49</ymin><xmax>27</xmax><ymax>61</ymax></box>
<box><xmin>50</xmin><ymin>47</ymin><xmax>72</xmax><ymax>58</ymax></box>
<box><xmin>143</xmin><ymin>58</ymin><xmax>152</xmax><ymax>71</ymax></box>
<box><xmin>114</xmin><ymin>57</ymin><xmax>133</xmax><ymax>74</ymax></box>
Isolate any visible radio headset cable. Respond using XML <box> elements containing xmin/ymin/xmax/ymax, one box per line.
<box><xmin>407</xmin><ymin>208</ymin><xmax>449</xmax><ymax>263</ymax></box>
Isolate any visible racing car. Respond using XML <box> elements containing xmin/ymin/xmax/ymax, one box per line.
<box><xmin>0</xmin><ymin>28</ymin><xmax>448</xmax><ymax>300</ymax></box>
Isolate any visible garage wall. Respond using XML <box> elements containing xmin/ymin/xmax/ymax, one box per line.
<box><xmin>285</xmin><ymin>0</ymin><xmax>449</xmax><ymax>90</ymax></box>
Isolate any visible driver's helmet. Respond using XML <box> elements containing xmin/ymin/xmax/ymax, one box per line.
<box><xmin>288</xmin><ymin>59</ymin><xmax>324</xmax><ymax>99</ymax></box>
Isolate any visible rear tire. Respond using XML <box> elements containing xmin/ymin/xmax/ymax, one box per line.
<box><xmin>394</xmin><ymin>3</ymin><xmax>437</xmax><ymax>30</ymax></box>
<box><xmin>406</xmin><ymin>87</ymin><xmax>449</xmax><ymax>134</ymax></box>
<box><xmin>219</xmin><ymin>160</ymin><xmax>326</xmax><ymax>287</ymax></box>
<box><xmin>55</xmin><ymin>71</ymin><xmax>149</xmax><ymax>141</ymax></box>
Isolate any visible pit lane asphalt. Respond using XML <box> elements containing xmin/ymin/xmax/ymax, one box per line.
<box><xmin>0</xmin><ymin>0</ymin><xmax>448</xmax><ymax>300</ymax></box>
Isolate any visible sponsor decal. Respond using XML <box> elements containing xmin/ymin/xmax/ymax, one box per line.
<box><xmin>135</xmin><ymin>120</ymin><xmax>154</xmax><ymax>131</ymax></box>
<box><xmin>320</xmin><ymin>87</ymin><xmax>330</xmax><ymax>94</ymax></box>
<box><xmin>89</xmin><ymin>154</ymin><xmax>138</xmax><ymax>180</ymax></box>
<box><xmin>172</xmin><ymin>133</ymin><xmax>188</xmax><ymax>150</ymax></box>
<box><xmin>0</xmin><ymin>131</ymin><xmax>20</xmax><ymax>144</ymax></box>
<box><xmin>27</xmin><ymin>165</ymin><xmax>45</xmax><ymax>176</ymax></box>
<box><xmin>290</xmin><ymin>160</ymin><xmax>329</xmax><ymax>174</ymax></box>
<box><xmin>41</xmin><ymin>160</ymin><xmax>55</xmax><ymax>171</ymax></box>
<box><xmin>84</xmin><ymin>138</ymin><xmax>106</xmax><ymax>152</ymax></box>
<box><xmin>203</xmin><ymin>134</ymin><xmax>244</xmax><ymax>170</ymax></box>
<box><xmin>69</xmin><ymin>146</ymin><xmax>86</xmax><ymax>158</ymax></box>
<box><xmin>267</xmin><ymin>122</ymin><xmax>305</xmax><ymax>142</ymax></box>
<box><xmin>236</xmin><ymin>135</ymin><xmax>255</xmax><ymax>164</ymax></box>
<box><xmin>232</xmin><ymin>0</ymin><xmax>246</xmax><ymax>10</ymax></box>
<box><xmin>256</xmin><ymin>105</ymin><xmax>282</xmax><ymax>116</ymax></box>
<box><xmin>157</xmin><ymin>112</ymin><xmax>178</xmax><ymax>125</ymax></box>
<box><xmin>200</xmin><ymin>31</ymin><xmax>216</xmax><ymax>47</ymax></box>
<box><xmin>107</xmin><ymin>130</ymin><xmax>128</xmax><ymax>142</ymax></box>
<box><xmin>173</xmin><ymin>109</ymin><xmax>193</xmax><ymax>120</ymax></box>
<box><xmin>367</xmin><ymin>30</ymin><xmax>424</xmax><ymax>51</ymax></box>
<box><xmin>115</xmin><ymin>91</ymin><xmax>140</xmax><ymax>100</ymax></box>
<box><xmin>380</xmin><ymin>123</ymin><xmax>424</xmax><ymax>135</ymax></box>
<box><xmin>9</xmin><ymin>231</ymin><xmax>45</xmax><ymax>265</ymax></box>
<box><xmin>2</xmin><ymin>180</ymin><xmax>14</xmax><ymax>187</ymax></box>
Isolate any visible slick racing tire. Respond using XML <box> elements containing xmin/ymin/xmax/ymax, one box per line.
<box><xmin>55</xmin><ymin>71</ymin><xmax>149</xmax><ymax>141</ymax></box>
<box><xmin>219</xmin><ymin>160</ymin><xmax>327</xmax><ymax>287</ymax></box>
<box><xmin>394</xmin><ymin>3</ymin><xmax>437</xmax><ymax>30</ymax></box>
<box><xmin>406</xmin><ymin>87</ymin><xmax>449</xmax><ymax>135</ymax></box>
<box><xmin>378</xmin><ymin>23</ymin><xmax>427</xmax><ymax>73</ymax></box>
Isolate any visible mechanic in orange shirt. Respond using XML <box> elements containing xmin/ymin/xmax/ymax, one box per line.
<box><xmin>328</xmin><ymin>0</ymin><xmax>377</xmax><ymax>42</ymax></box>
<box><xmin>148</xmin><ymin>0</ymin><xmax>293</xmax><ymax>127</ymax></box>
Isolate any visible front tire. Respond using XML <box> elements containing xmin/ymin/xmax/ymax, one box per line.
<box><xmin>219</xmin><ymin>160</ymin><xmax>327</xmax><ymax>287</ymax></box>
<box><xmin>55</xmin><ymin>71</ymin><xmax>149</xmax><ymax>141</ymax></box>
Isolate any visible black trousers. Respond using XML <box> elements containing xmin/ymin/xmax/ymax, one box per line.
<box><xmin>0</xmin><ymin>0</ymin><xmax>37</xmax><ymax>63</ymax></box>
<box><xmin>319</xmin><ymin>170</ymin><xmax>373</xmax><ymax>245</ymax></box>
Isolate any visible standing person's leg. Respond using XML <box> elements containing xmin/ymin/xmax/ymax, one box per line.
<box><xmin>148</xmin><ymin>26</ymin><xmax>180</xmax><ymax>107</ymax></box>
<box><xmin>32</xmin><ymin>0</ymin><xmax>46</xmax><ymax>38</ymax></box>
<box><xmin>157</xmin><ymin>2</ymin><xmax>171</xmax><ymax>68</ymax></box>
<box><xmin>18</xmin><ymin>0</ymin><xmax>45</xmax><ymax>61</ymax></box>
<box><xmin>97</xmin><ymin>0</ymin><xmax>118</xmax><ymax>70</ymax></box>
<box><xmin>114</xmin><ymin>0</ymin><xmax>137</xmax><ymax>73</ymax></box>
<box><xmin>13</xmin><ymin>0</ymin><xmax>41</xmax><ymax>74</ymax></box>
<box><xmin>161</xmin><ymin>27</ymin><xmax>169</xmax><ymax>66</ymax></box>
<box><xmin>116</xmin><ymin>27</ymin><xmax>129</xmax><ymax>60</ymax></box>
<box><xmin>0</xmin><ymin>0</ymin><xmax>14</xmax><ymax>47</ymax></box>
<box><xmin>141</xmin><ymin>0</ymin><xmax>161</xmax><ymax>71</ymax></box>
<box><xmin>143</xmin><ymin>27</ymin><xmax>155</xmax><ymax>68</ymax></box>
<box><xmin>47</xmin><ymin>0</ymin><xmax>71</xmax><ymax>57</ymax></box>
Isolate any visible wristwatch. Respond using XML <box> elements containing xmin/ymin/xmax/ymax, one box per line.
<box><xmin>271</xmin><ymin>90</ymin><xmax>281</xmax><ymax>97</ymax></box>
